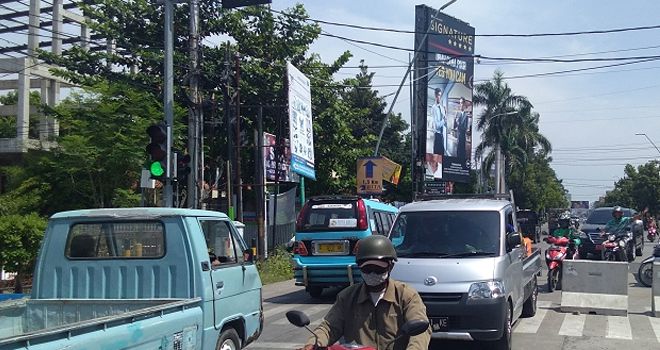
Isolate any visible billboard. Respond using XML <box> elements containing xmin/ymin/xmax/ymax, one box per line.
<box><xmin>287</xmin><ymin>62</ymin><xmax>316</xmax><ymax>180</ymax></box>
<box><xmin>263</xmin><ymin>132</ymin><xmax>293</xmax><ymax>182</ymax></box>
<box><xmin>413</xmin><ymin>5</ymin><xmax>475</xmax><ymax>191</ymax></box>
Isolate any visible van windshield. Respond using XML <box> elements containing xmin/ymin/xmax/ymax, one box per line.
<box><xmin>298</xmin><ymin>201</ymin><xmax>358</xmax><ymax>232</ymax></box>
<box><xmin>391</xmin><ymin>211</ymin><xmax>500</xmax><ymax>257</ymax></box>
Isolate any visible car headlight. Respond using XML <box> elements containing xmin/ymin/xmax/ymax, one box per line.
<box><xmin>608</xmin><ymin>234</ymin><xmax>616</xmax><ymax>242</ymax></box>
<box><xmin>468</xmin><ymin>281</ymin><xmax>505</xmax><ymax>299</ymax></box>
<box><xmin>619</xmin><ymin>240</ymin><xmax>626</xmax><ymax>248</ymax></box>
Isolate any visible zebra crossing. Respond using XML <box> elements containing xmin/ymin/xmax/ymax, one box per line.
<box><xmin>248</xmin><ymin>298</ymin><xmax>660</xmax><ymax>349</ymax></box>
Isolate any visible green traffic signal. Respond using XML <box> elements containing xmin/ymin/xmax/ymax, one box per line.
<box><xmin>150</xmin><ymin>161</ymin><xmax>165</xmax><ymax>177</ymax></box>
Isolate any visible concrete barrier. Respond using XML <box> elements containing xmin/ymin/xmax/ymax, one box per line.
<box><xmin>560</xmin><ymin>260</ymin><xmax>629</xmax><ymax>316</ymax></box>
<box><xmin>652</xmin><ymin>258</ymin><xmax>660</xmax><ymax>317</ymax></box>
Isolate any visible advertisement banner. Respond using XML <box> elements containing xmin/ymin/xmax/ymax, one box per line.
<box><xmin>414</xmin><ymin>5</ymin><xmax>475</xmax><ymax>187</ymax></box>
<box><xmin>380</xmin><ymin>156</ymin><xmax>402</xmax><ymax>185</ymax></box>
<box><xmin>263</xmin><ymin>132</ymin><xmax>293</xmax><ymax>182</ymax></box>
<box><xmin>287</xmin><ymin>62</ymin><xmax>316</xmax><ymax>180</ymax></box>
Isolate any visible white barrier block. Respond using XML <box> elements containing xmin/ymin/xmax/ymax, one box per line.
<box><xmin>652</xmin><ymin>258</ymin><xmax>660</xmax><ymax>317</ymax></box>
<box><xmin>560</xmin><ymin>260</ymin><xmax>628</xmax><ymax>316</ymax></box>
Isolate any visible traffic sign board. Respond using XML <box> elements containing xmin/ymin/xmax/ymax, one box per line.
<box><xmin>357</xmin><ymin>157</ymin><xmax>383</xmax><ymax>195</ymax></box>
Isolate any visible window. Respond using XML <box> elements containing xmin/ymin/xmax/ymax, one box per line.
<box><xmin>66</xmin><ymin>222</ymin><xmax>165</xmax><ymax>259</ymax></box>
<box><xmin>298</xmin><ymin>201</ymin><xmax>359</xmax><ymax>232</ymax></box>
<box><xmin>374</xmin><ymin>212</ymin><xmax>385</xmax><ymax>235</ymax></box>
<box><xmin>200</xmin><ymin>220</ymin><xmax>241</xmax><ymax>267</ymax></box>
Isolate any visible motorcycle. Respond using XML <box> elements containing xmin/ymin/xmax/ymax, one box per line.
<box><xmin>545</xmin><ymin>236</ymin><xmax>578</xmax><ymax>292</ymax></box>
<box><xmin>601</xmin><ymin>233</ymin><xmax>631</xmax><ymax>262</ymax></box>
<box><xmin>286</xmin><ymin>310</ymin><xmax>429</xmax><ymax>350</ymax></box>
<box><xmin>648</xmin><ymin>226</ymin><xmax>657</xmax><ymax>243</ymax></box>
<box><xmin>637</xmin><ymin>255</ymin><xmax>654</xmax><ymax>287</ymax></box>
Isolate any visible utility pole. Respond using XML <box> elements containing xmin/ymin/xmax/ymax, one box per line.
<box><xmin>234</xmin><ymin>53</ymin><xmax>244</xmax><ymax>222</ymax></box>
<box><xmin>255</xmin><ymin>107</ymin><xmax>266</xmax><ymax>260</ymax></box>
<box><xmin>163</xmin><ymin>0</ymin><xmax>174</xmax><ymax>207</ymax></box>
<box><xmin>223</xmin><ymin>46</ymin><xmax>234</xmax><ymax>218</ymax></box>
<box><xmin>187</xmin><ymin>0</ymin><xmax>200</xmax><ymax>208</ymax></box>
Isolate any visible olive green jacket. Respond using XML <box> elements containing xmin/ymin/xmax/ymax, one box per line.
<box><xmin>306</xmin><ymin>280</ymin><xmax>431</xmax><ymax>350</ymax></box>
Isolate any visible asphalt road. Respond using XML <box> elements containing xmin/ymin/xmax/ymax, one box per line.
<box><xmin>247</xmin><ymin>239</ymin><xmax>660</xmax><ymax>350</ymax></box>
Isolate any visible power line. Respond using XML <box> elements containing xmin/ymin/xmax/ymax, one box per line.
<box><xmin>270</xmin><ymin>8</ymin><xmax>660</xmax><ymax>38</ymax></box>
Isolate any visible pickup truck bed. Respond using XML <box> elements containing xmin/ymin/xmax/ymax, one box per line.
<box><xmin>0</xmin><ymin>298</ymin><xmax>201</xmax><ymax>349</ymax></box>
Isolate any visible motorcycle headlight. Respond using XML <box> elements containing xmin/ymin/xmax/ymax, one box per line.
<box><xmin>468</xmin><ymin>281</ymin><xmax>505</xmax><ymax>299</ymax></box>
<box><xmin>619</xmin><ymin>240</ymin><xmax>626</xmax><ymax>248</ymax></box>
<box><xmin>608</xmin><ymin>234</ymin><xmax>616</xmax><ymax>242</ymax></box>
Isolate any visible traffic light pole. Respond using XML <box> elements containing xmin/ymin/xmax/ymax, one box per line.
<box><xmin>163</xmin><ymin>0</ymin><xmax>174</xmax><ymax>207</ymax></box>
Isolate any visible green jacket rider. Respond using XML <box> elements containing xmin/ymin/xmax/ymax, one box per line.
<box><xmin>552</xmin><ymin>212</ymin><xmax>581</xmax><ymax>246</ymax></box>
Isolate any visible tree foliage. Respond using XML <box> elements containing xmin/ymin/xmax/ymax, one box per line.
<box><xmin>599</xmin><ymin>161</ymin><xmax>660</xmax><ymax>214</ymax></box>
<box><xmin>0</xmin><ymin>213</ymin><xmax>47</xmax><ymax>291</ymax></box>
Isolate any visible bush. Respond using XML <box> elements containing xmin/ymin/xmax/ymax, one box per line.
<box><xmin>256</xmin><ymin>246</ymin><xmax>293</xmax><ymax>285</ymax></box>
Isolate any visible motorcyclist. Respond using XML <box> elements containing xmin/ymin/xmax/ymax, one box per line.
<box><xmin>301</xmin><ymin>235</ymin><xmax>431</xmax><ymax>350</ymax></box>
<box><xmin>551</xmin><ymin>211</ymin><xmax>581</xmax><ymax>257</ymax></box>
<box><xmin>602</xmin><ymin>206</ymin><xmax>646</xmax><ymax>235</ymax></box>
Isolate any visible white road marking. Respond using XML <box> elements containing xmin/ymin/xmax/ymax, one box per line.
<box><xmin>606</xmin><ymin>315</ymin><xmax>632</xmax><ymax>340</ymax></box>
<box><xmin>513</xmin><ymin>301</ymin><xmax>552</xmax><ymax>334</ymax></box>
<box><xmin>273</xmin><ymin>304</ymin><xmax>330</xmax><ymax>325</ymax></box>
<box><xmin>649</xmin><ymin>316</ymin><xmax>660</xmax><ymax>343</ymax></box>
<box><xmin>558</xmin><ymin>313</ymin><xmax>586</xmax><ymax>337</ymax></box>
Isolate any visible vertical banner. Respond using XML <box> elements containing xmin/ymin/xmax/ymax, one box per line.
<box><xmin>287</xmin><ymin>62</ymin><xmax>316</xmax><ymax>180</ymax></box>
<box><xmin>414</xmin><ymin>5</ymin><xmax>475</xmax><ymax>193</ymax></box>
<box><xmin>263</xmin><ymin>132</ymin><xmax>293</xmax><ymax>182</ymax></box>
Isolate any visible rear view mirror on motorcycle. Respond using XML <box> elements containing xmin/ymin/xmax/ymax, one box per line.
<box><xmin>398</xmin><ymin>319</ymin><xmax>430</xmax><ymax>338</ymax></box>
<box><xmin>286</xmin><ymin>310</ymin><xmax>311</xmax><ymax>327</ymax></box>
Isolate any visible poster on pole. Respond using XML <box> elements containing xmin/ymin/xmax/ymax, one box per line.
<box><xmin>287</xmin><ymin>62</ymin><xmax>316</xmax><ymax>180</ymax></box>
<box><xmin>413</xmin><ymin>5</ymin><xmax>475</xmax><ymax>191</ymax></box>
<box><xmin>263</xmin><ymin>132</ymin><xmax>294</xmax><ymax>182</ymax></box>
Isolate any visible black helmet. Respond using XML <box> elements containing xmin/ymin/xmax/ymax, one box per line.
<box><xmin>612</xmin><ymin>206</ymin><xmax>624</xmax><ymax>216</ymax></box>
<box><xmin>356</xmin><ymin>235</ymin><xmax>397</xmax><ymax>262</ymax></box>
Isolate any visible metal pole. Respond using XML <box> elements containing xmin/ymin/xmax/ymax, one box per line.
<box><xmin>495</xmin><ymin>144</ymin><xmax>501</xmax><ymax>194</ymax></box>
<box><xmin>409</xmin><ymin>52</ymin><xmax>416</xmax><ymax>200</ymax></box>
<box><xmin>636</xmin><ymin>133</ymin><xmax>660</xmax><ymax>155</ymax></box>
<box><xmin>163</xmin><ymin>0</ymin><xmax>174</xmax><ymax>207</ymax></box>
<box><xmin>235</xmin><ymin>53</ymin><xmax>243</xmax><ymax>222</ymax></box>
<box><xmin>187</xmin><ymin>0</ymin><xmax>200</xmax><ymax>208</ymax></box>
<box><xmin>256</xmin><ymin>106</ymin><xmax>266</xmax><ymax>260</ymax></box>
<box><xmin>374</xmin><ymin>0</ymin><xmax>459</xmax><ymax>156</ymax></box>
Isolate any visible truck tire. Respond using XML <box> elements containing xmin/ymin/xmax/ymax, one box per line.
<box><xmin>521</xmin><ymin>277</ymin><xmax>538</xmax><ymax>318</ymax></box>
<box><xmin>216</xmin><ymin>328</ymin><xmax>241</xmax><ymax>350</ymax></box>
<box><xmin>492</xmin><ymin>301</ymin><xmax>512</xmax><ymax>350</ymax></box>
<box><xmin>307</xmin><ymin>286</ymin><xmax>323</xmax><ymax>298</ymax></box>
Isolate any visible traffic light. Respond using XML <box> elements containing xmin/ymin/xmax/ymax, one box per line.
<box><xmin>176</xmin><ymin>153</ymin><xmax>191</xmax><ymax>182</ymax></box>
<box><xmin>146</xmin><ymin>122</ymin><xmax>167</xmax><ymax>180</ymax></box>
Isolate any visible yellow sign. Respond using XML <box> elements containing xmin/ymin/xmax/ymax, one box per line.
<box><xmin>357</xmin><ymin>158</ymin><xmax>383</xmax><ymax>195</ymax></box>
<box><xmin>381</xmin><ymin>156</ymin><xmax>402</xmax><ymax>185</ymax></box>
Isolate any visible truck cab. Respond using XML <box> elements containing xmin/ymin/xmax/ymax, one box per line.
<box><xmin>389</xmin><ymin>197</ymin><xmax>542</xmax><ymax>350</ymax></box>
<box><xmin>1</xmin><ymin>208</ymin><xmax>262</xmax><ymax>350</ymax></box>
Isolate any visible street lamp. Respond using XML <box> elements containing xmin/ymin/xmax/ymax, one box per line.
<box><xmin>635</xmin><ymin>133</ymin><xmax>660</xmax><ymax>155</ymax></box>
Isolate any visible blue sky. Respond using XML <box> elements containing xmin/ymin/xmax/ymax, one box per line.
<box><xmin>271</xmin><ymin>0</ymin><xmax>660</xmax><ymax>203</ymax></box>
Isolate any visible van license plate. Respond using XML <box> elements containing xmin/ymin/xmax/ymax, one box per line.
<box><xmin>318</xmin><ymin>243</ymin><xmax>345</xmax><ymax>254</ymax></box>
<box><xmin>431</xmin><ymin>317</ymin><xmax>449</xmax><ymax>332</ymax></box>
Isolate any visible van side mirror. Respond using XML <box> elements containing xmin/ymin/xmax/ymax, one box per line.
<box><xmin>506</xmin><ymin>232</ymin><xmax>522</xmax><ymax>250</ymax></box>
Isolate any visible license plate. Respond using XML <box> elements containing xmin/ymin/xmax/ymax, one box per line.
<box><xmin>430</xmin><ymin>317</ymin><xmax>450</xmax><ymax>332</ymax></box>
<box><xmin>318</xmin><ymin>243</ymin><xmax>345</xmax><ymax>254</ymax></box>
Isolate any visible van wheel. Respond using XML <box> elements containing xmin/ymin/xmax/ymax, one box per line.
<box><xmin>492</xmin><ymin>301</ymin><xmax>512</xmax><ymax>350</ymax></box>
<box><xmin>307</xmin><ymin>286</ymin><xmax>323</xmax><ymax>298</ymax></box>
<box><xmin>522</xmin><ymin>277</ymin><xmax>538</xmax><ymax>318</ymax></box>
<box><xmin>216</xmin><ymin>328</ymin><xmax>240</xmax><ymax>350</ymax></box>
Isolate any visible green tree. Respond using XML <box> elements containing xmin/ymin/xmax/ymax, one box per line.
<box><xmin>0</xmin><ymin>91</ymin><xmax>43</xmax><ymax>138</ymax></box>
<box><xmin>600</xmin><ymin>161</ymin><xmax>660</xmax><ymax>214</ymax></box>
<box><xmin>0</xmin><ymin>213</ymin><xmax>47</xmax><ymax>293</ymax></box>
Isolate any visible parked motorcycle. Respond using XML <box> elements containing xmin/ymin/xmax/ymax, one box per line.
<box><xmin>285</xmin><ymin>310</ymin><xmax>429</xmax><ymax>350</ymax></box>
<box><xmin>601</xmin><ymin>233</ymin><xmax>632</xmax><ymax>262</ymax></box>
<box><xmin>545</xmin><ymin>236</ymin><xmax>578</xmax><ymax>292</ymax></box>
<box><xmin>637</xmin><ymin>244</ymin><xmax>660</xmax><ymax>287</ymax></box>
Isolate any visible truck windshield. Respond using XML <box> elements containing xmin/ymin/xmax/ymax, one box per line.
<box><xmin>391</xmin><ymin>211</ymin><xmax>500</xmax><ymax>257</ymax></box>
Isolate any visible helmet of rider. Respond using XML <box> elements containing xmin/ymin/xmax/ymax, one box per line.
<box><xmin>612</xmin><ymin>206</ymin><xmax>624</xmax><ymax>219</ymax></box>
<box><xmin>355</xmin><ymin>235</ymin><xmax>397</xmax><ymax>265</ymax></box>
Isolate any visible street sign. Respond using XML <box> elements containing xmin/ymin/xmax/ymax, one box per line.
<box><xmin>222</xmin><ymin>0</ymin><xmax>272</xmax><ymax>9</ymax></box>
<box><xmin>381</xmin><ymin>156</ymin><xmax>402</xmax><ymax>185</ymax></box>
<box><xmin>357</xmin><ymin>157</ymin><xmax>383</xmax><ymax>195</ymax></box>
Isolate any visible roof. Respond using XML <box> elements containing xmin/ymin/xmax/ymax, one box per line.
<box><xmin>50</xmin><ymin>207</ymin><xmax>229</xmax><ymax>220</ymax></box>
<box><xmin>399</xmin><ymin>198</ymin><xmax>511</xmax><ymax>212</ymax></box>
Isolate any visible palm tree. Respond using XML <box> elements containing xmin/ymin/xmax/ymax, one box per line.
<box><xmin>473</xmin><ymin>70</ymin><xmax>550</xmax><ymax>190</ymax></box>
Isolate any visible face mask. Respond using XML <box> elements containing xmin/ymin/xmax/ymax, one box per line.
<box><xmin>362</xmin><ymin>271</ymin><xmax>389</xmax><ymax>286</ymax></box>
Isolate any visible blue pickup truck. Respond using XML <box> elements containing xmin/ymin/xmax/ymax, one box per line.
<box><xmin>0</xmin><ymin>208</ymin><xmax>263</xmax><ymax>350</ymax></box>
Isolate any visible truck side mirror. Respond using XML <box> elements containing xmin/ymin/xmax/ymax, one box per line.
<box><xmin>506</xmin><ymin>232</ymin><xmax>522</xmax><ymax>250</ymax></box>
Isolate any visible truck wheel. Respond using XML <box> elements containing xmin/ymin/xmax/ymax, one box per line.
<box><xmin>216</xmin><ymin>328</ymin><xmax>241</xmax><ymax>350</ymax></box>
<box><xmin>492</xmin><ymin>301</ymin><xmax>512</xmax><ymax>350</ymax></box>
<box><xmin>522</xmin><ymin>277</ymin><xmax>538</xmax><ymax>318</ymax></box>
<box><xmin>307</xmin><ymin>286</ymin><xmax>323</xmax><ymax>298</ymax></box>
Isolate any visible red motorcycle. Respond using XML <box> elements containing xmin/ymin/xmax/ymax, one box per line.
<box><xmin>648</xmin><ymin>226</ymin><xmax>657</xmax><ymax>243</ymax></box>
<box><xmin>545</xmin><ymin>236</ymin><xmax>578</xmax><ymax>292</ymax></box>
<box><xmin>286</xmin><ymin>310</ymin><xmax>429</xmax><ymax>350</ymax></box>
